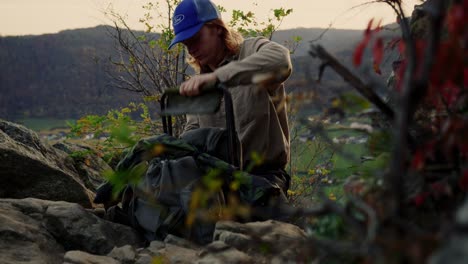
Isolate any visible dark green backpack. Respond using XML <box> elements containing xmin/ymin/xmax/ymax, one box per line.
<box><xmin>95</xmin><ymin>87</ymin><xmax>283</xmax><ymax>244</ymax></box>
<box><xmin>95</xmin><ymin>131</ymin><xmax>280</xmax><ymax>244</ymax></box>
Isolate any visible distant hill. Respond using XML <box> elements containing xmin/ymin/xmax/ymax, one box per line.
<box><xmin>0</xmin><ymin>25</ymin><xmax>147</xmax><ymax>120</ymax></box>
<box><xmin>273</xmin><ymin>27</ymin><xmax>363</xmax><ymax>57</ymax></box>
<box><xmin>273</xmin><ymin>23</ymin><xmax>400</xmax><ymax>56</ymax></box>
<box><xmin>0</xmin><ymin>25</ymin><xmax>400</xmax><ymax>121</ymax></box>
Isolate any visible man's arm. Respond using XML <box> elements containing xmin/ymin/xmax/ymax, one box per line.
<box><xmin>214</xmin><ymin>37</ymin><xmax>292</xmax><ymax>88</ymax></box>
<box><xmin>179</xmin><ymin>38</ymin><xmax>292</xmax><ymax>96</ymax></box>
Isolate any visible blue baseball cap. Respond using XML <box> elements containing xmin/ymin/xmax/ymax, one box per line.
<box><xmin>168</xmin><ymin>0</ymin><xmax>221</xmax><ymax>49</ymax></box>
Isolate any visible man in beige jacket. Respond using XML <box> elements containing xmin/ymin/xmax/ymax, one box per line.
<box><xmin>169</xmin><ymin>0</ymin><xmax>292</xmax><ymax>197</ymax></box>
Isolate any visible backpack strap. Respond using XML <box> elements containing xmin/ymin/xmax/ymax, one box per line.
<box><xmin>219</xmin><ymin>84</ymin><xmax>242</xmax><ymax>169</ymax></box>
<box><xmin>160</xmin><ymin>93</ymin><xmax>173</xmax><ymax>136</ymax></box>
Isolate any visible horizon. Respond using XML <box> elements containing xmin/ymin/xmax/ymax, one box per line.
<box><xmin>0</xmin><ymin>0</ymin><xmax>420</xmax><ymax>37</ymax></box>
<box><xmin>1</xmin><ymin>24</ymin><xmax>372</xmax><ymax>38</ymax></box>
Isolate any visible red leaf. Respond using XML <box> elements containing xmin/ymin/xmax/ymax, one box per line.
<box><xmin>365</xmin><ymin>18</ymin><xmax>374</xmax><ymax>36</ymax></box>
<box><xmin>441</xmin><ymin>81</ymin><xmax>460</xmax><ymax>107</ymax></box>
<box><xmin>446</xmin><ymin>4</ymin><xmax>464</xmax><ymax>36</ymax></box>
<box><xmin>423</xmin><ymin>141</ymin><xmax>436</xmax><ymax>160</ymax></box>
<box><xmin>464</xmin><ymin>67</ymin><xmax>468</xmax><ymax>88</ymax></box>
<box><xmin>353</xmin><ymin>41</ymin><xmax>367</xmax><ymax>66</ymax></box>
<box><xmin>413</xmin><ymin>192</ymin><xmax>428</xmax><ymax>206</ymax></box>
<box><xmin>373</xmin><ymin>37</ymin><xmax>384</xmax><ymax>67</ymax></box>
<box><xmin>393</xmin><ymin>59</ymin><xmax>407</xmax><ymax>92</ymax></box>
<box><xmin>398</xmin><ymin>41</ymin><xmax>405</xmax><ymax>54</ymax></box>
<box><xmin>354</xmin><ymin>18</ymin><xmax>381</xmax><ymax>67</ymax></box>
<box><xmin>411</xmin><ymin>149</ymin><xmax>425</xmax><ymax>170</ymax></box>
<box><xmin>461</xmin><ymin>143</ymin><xmax>468</xmax><ymax>159</ymax></box>
<box><xmin>430</xmin><ymin>182</ymin><xmax>451</xmax><ymax>197</ymax></box>
<box><xmin>458</xmin><ymin>169</ymin><xmax>468</xmax><ymax>192</ymax></box>
<box><xmin>374</xmin><ymin>19</ymin><xmax>383</xmax><ymax>32</ymax></box>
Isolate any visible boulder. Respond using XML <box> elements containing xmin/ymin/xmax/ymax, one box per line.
<box><xmin>0</xmin><ymin>198</ymin><xmax>143</xmax><ymax>264</ymax></box>
<box><xmin>107</xmin><ymin>245</ymin><xmax>137</xmax><ymax>264</ymax></box>
<box><xmin>0</xmin><ymin>119</ymin><xmax>93</xmax><ymax>207</ymax></box>
<box><xmin>53</xmin><ymin>141</ymin><xmax>109</xmax><ymax>191</ymax></box>
<box><xmin>0</xmin><ymin>199</ymin><xmax>64</xmax><ymax>264</ymax></box>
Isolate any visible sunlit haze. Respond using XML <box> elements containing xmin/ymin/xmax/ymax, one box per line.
<box><xmin>0</xmin><ymin>0</ymin><xmax>421</xmax><ymax>36</ymax></box>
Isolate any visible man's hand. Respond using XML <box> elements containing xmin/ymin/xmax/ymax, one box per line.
<box><xmin>180</xmin><ymin>72</ymin><xmax>218</xmax><ymax>96</ymax></box>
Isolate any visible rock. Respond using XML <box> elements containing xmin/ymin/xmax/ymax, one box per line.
<box><xmin>53</xmin><ymin>142</ymin><xmax>109</xmax><ymax>191</ymax></box>
<box><xmin>108</xmin><ymin>245</ymin><xmax>136</xmax><ymax>264</ymax></box>
<box><xmin>147</xmin><ymin>240</ymin><xmax>166</xmax><ymax>253</ymax></box>
<box><xmin>64</xmin><ymin>250</ymin><xmax>120</xmax><ymax>264</ymax></box>
<box><xmin>136</xmin><ymin>241</ymin><xmax>198</xmax><ymax>264</ymax></box>
<box><xmin>200</xmin><ymin>241</ymin><xmax>231</xmax><ymax>254</ymax></box>
<box><xmin>213</xmin><ymin>220</ymin><xmax>307</xmax><ymax>253</ymax></box>
<box><xmin>197</xmin><ymin>241</ymin><xmax>253</xmax><ymax>264</ymax></box>
<box><xmin>159</xmin><ymin>243</ymin><xmax>199</xmax><ymax>263</ymax></box>
<box><xmin>135</xmin><ymin>240</ymin><xmax>164</xmax><ymax>260</ymax></box>
<box><xmin>42</xmin><ymin>200</ymin><xmax>143</xmax><ymax>255</ymax></box>
<box><xmin>214</xmin><ymin>230</ymin><xmax>251</xmax><ymax>251</ymax></box>
<box><xmin>0</xmin><ymin>199</ymin><xmax>64</xmax><ymax>264</ymax></box>
<box><xmin>134</xmin><ymin>254</ymin><xmax>154</xmax><ymax>264</ymax></box>
<box><xmin>0</xmin><ymin>198</ymin><xmax>144</xmax><ymax>263</ymax></box>
<box><xmin>212</xmin><ymin>220</ymin><xmax>309</xmax><ymax>262</ymax></box>
<box><xmin>0</xmin><ymin>120</ymin><xmax>93</xmax><ymax>207</ymax></box>
<box><xmin>164</xmin><ymin>234</ymin><xmax>199</xmax><ymax>250</ymax></box>
<box><xmin>0</xmin><ymin>196</ymin><xmax>317</xmax><ymax>263</ymax></box>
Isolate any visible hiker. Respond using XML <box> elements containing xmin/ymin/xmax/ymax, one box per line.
<box><xmin>93</xmin><ymin>0</ymin><xmax>291</xmax><ymax>240</ymax></box>
<box><xmin>169</xmin><ymin>0</ymin><xmax>293</xmax><ymax>197</ymax></box>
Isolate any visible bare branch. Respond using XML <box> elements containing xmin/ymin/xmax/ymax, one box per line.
<box><xmin>309</xmin><ymin>44</ymin><xmax>395</xmax><ymax>121</ymax></box>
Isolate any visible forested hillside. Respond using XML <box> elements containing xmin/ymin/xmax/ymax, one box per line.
<box><xmin>0</xmin><ymin>26</ymin><xmax>143</xmax><ymax>120</ymax></box>
<box><xmin>0</xmin><ymin>25</ymin><xmax>397</xmax><ymax>121</ymax></box>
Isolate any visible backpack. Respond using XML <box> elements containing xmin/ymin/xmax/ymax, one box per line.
<box><xmin>95</xmin><ymin>130</ymin><xmax>281</xmax><ymax>245</ymax></box>
<box><xmin>95</xmin><ymin>87</ymin><xmax>287</xmax><ymax>244</ymax></box>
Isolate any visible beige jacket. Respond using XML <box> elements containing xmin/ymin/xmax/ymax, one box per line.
<box><xmin>183</xmin><ymin>37</ymin><xmax>292</xmax><ymax>169</ymax></box>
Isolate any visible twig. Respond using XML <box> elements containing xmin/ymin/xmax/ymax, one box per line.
<box><xmin>310</xmin><ymin>23</ymin><xmax>332</xmax><ymax>44</ymax></box>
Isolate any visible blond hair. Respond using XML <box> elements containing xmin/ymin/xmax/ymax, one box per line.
<box><xmin>186</xmin><ymin>19</ymin><xmax>243</xmax><ymax>73</ymax></box>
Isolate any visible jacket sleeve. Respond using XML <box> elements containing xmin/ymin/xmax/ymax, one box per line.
<box><xmin>214</xmin><ymin>37</ymin><xmax>292</xmax><ymax>88</ymax></box>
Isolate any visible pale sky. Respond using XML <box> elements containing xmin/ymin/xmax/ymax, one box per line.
<box><xmin>0</xmin><ymin>0</ymin><xmax>421</xmax><ymax>36</ymax></box>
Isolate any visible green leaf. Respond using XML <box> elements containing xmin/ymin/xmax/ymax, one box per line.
<box><xmin>105</xmin><ymin>163</ymin><xmax>148</xmax><ymax>197</ymax></box>
<box><xmin>111</xmin><ymin>120</ymin><xmax>136</xmax><ymax>147</ymax></box>
<box><xmin>360</xmin><ymin>152</ymin><xmax>390</xmax><ymax>178</ymax></box>
<box><xmin>148</xmin><ymin>40</ymin><xmax>157</xmax><ymax>49</ymax></box>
